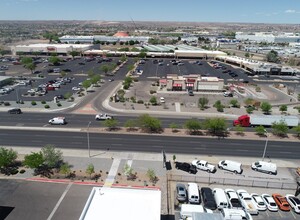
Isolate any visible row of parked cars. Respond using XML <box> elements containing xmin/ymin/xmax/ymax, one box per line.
<box><xmin>177</xmin><ymin>182</ymin><xmax>300</xmax><ymax>220</ymax></box>
<box><xmin>175</xmin><ymin>160</ymin><xmax>277</xmax><ymax>175</ymax></box>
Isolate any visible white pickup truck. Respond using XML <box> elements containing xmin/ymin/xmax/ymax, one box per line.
<box><xmin>192</xmin><ymin>160</ymin><xmax>216</xmax><ymax>173</ymax></box>
<box><xmin>95</xmin><ymin>113</ymin><xmax>113</xmax><ymax>120</ymax></box>
<box><xmin>237</xmin><ymin>189</ymin><xmax>258</xmax><ymax>215</ymax></box>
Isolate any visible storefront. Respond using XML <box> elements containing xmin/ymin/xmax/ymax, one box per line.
<box><xmin>172</xmin><ymin>83</ymin><xmax>182</xmax><ymax>91</ymax></box>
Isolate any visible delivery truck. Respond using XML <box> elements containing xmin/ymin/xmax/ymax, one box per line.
<box><xmin>233</xmin><ymin>114</ymin><xmax>299</xmax><ymax>127</ymax></box>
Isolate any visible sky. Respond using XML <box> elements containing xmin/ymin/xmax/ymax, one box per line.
<box><xmin>1</xmin><ymin>0</ymin><xmax>300</xmax><ymax>24</ymax></box>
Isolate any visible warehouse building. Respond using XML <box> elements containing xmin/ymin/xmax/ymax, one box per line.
<box><xmin>236</xmin><ymin>32</ymin><xmax>300</xmax><ymax>43</ymax></box>
<box><xmin>12</xmin><ymin>44</ymin><xmax>93</xmax><ymax>56</ymax></box>
<box><xmin>59</xmin><ymin>35</ymin><xmax>94</xmax><ymax>44</ymax></box>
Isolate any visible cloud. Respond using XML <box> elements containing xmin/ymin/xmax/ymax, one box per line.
<box><xmin>285</xmin><ymin>9</ymin><xmax>296</xmax><ymax>13</ymax></box>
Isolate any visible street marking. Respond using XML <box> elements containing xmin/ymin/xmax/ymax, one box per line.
<box><xmin>265</xmin><ymin>210</ymin><xmax>269</xmax><ymax>217</ymax></box>
<box><xmin>47</xmin><ymin>182</ymin><xmax>73</xmax><ymax>220</ymax></box>
<box><xmin>290</xmin><ymin>211</ymin><xmax>297</xmax><ymax>219</ymax></box>
<box><xmin>278</xmin><ymin>211</ymin><xmax>282</xmax><ymax>218</ymax></box>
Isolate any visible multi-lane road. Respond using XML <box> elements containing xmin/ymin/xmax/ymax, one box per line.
<box><xmin>0</xmin><ymin>129</ymin><xmax>299</xmax><ymax>159</ymax></box>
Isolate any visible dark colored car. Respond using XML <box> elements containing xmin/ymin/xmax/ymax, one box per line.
<box><xmin>8</xmin><ymin>108</ymin><xmax>22</xmax><ymax>114</ymax></box>
<box><xmin>201</xmin><ymin>187</ymin><xmax>217</xmax><ymax>210</ymax></box>
<box><xmin>175</xmin><ymin>162</ymin><xmax>197</xmax><ymax>174</ymax></box>
<box><xmin>78</xmin><ymin>62</ymin><xmax>85</xmax><ymax>65</ymax></box>
<box><xmin>62</xmin><ymin>68</ymin><xmax>72</xmax><ymax>72</ymax></box>
<box><xmin>47</xmin><ymin>69</ymin><xmax>54</xmax><ymax>73</ymax></box>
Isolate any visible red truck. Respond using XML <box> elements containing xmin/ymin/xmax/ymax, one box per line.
<box><xmin>233</xmin><ymin>114</ymin><xmax>299</xmax><ymax>127</ymax></box>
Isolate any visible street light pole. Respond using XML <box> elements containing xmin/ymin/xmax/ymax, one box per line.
<box><xmin>87</xmin><ymin>121</ymin><xmax>92</xmax><ymax>158</ymax></box>
<box><xmin>262</xmin><ymin>129</ymin><xmax>268</xmax><ymax>161</ymax></box>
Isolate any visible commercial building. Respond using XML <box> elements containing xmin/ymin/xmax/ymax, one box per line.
<box><xmin>162</xmin><ymin>74</ymin><xmax>224</xmax><ymax>91</ymax></box>
<box><xmin>0</xmin><ymin>76</ymin><xmax>12</xmax><ymax>87</ymax></box>
<box><xmin>59</xmin><ymin>35</ymin><xmax>94</xmax><ymax>44</ymax></box>
<box><xmin>236</xmin><ymin>32</ymin><xmax>300</xmax><ymax>43</ymax></box>
<box><xmin>12</xmin><ymin>44</ymin><xmax>93</xmax><ymax>56</ymax></box>
<box><xmin>79</xmin><ymin>187</ymin><xmax>161</xmax><ymax>220</ymax></box>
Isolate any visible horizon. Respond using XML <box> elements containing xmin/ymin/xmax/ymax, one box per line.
<box><xmin>1</xmin><ymin>0</ymin><xmax>300</xmax><ymax>24</ymax></box>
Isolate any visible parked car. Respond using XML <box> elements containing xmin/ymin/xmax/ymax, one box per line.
<box><xmin>192</xmin><ymin>160</ymin><xmax>216</xmax><ymax>173</ymax></box>
<box><xmin>251</xmin><ymin>161</ymin><xmax>277</xmax><ymax>175</ymax></box>
<box><xmin>95</xmin><ymin>113</ymin><xmax>113</xmax><ymax>120</ymax></box>
<box><xmin>218</xmin><ymin>160</ymin><xmax>243</xmax><ymax>174</ymax></box>
<box><xmin>8</xmin><ymin>108</ymin><xmax>22</xmax><ymax>114</ymax></box>
<box><xmin>175</xmin><ymin>162</ymin><xmax>197</xmax><ymax>174</ymax></box>
<box><xmin>48</xmin><ymin>117</ymin><xmax>66</xmax><ymax>125</ymax></box>
<box><xmin>176</xmin><ymin>183</ymin><xmax>187</xmax><ymax>202</ymax></box>
<box><xmin>251</xmin><ymin>193</ymin><xmax>267</xmax><ymax>211</ymax></box>
<box><xmin>188</xmin><ymin>90</ymin><xmax>194</xmax><ymax>96</ymax></box>
<box><xmin>62</xmin><ymin>68</ymin><xmax>72</xmax><ymax>72</ymax></box>
<box><xmin>201</xmin><ymin>187</ymin><xmax>217</xmax><ymax>210</ymax></box>
<box><xmin>272</xmin><ymin>194</ymin><xmax>290</xmax><ymax>211</ymax></box>
<box><xmin>237</xmin><ymin>189</ymin><xmax>258</xmax><ymax>215</ymax></box>
<box><xmin>160</xmin><ymin>97</ymin><xmax>165</xmax><ymax>103</ymax></box>
<box><xmin>261</xmin><ymin>194</ymin><xmax>278</xmax><ymax>211</ymax></box>
<box><xmin>285</xmin><ymin>194</ymin><xmax>300</xmax><ymax>213</ymax></box>
<box><xmin>224</xmin><ymin>189</ymin><xmax>243</xmax><ymax>209</ymax></box>
<box><xmin>72</xmin><ymin>87</ymin><xmax>81</xmax><ymax>91</ymax></box>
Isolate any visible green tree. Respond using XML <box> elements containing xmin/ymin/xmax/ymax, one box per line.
<box><xmin>279</xmin><ymin>105</ymin><xmax>287</xmax><ymax>114</ymax></box>
<box><xmin>120</xmin><ymin>55</ymin><xmax>127</xmax><ymax>62</ymax></box>
<box><xmin>255</xmin><ymin>125</ymin><xmax>266</xmax><ymax>136</ymax></box>
<box><xmin>184</xmin><ymin>119</ymin><xmax>202</xmax><ymax>135</ymax></box>
<box><xmin>90</xmin><ymin>74</ymin><xmax>101</xmax><ymax>84</ymax></box>
<box><xmin>292</xmin><ymin>125</ymin><xmax>300</xmax><ymax>137</ymax></box>
<box><xmin>41</xmin><ymin>145</ymin><xmax>63</xmax><ymax>168</ymax></box>
<box><xmin>245</xmin><ymin>52</ymin><xmax>250</xmax><ymax>58</ymax></box>
<box><xmin>138</xmin><ymin>114</ymin><xmax>162</xmax><ymax>133</ymax></box>
<box><xmin>260</xmin><ymin>102</ymin><xmax>272</xmax><ymax>114</ymax></box>
<box><xmin>198</xmin><ymin>97</ymin><xmax>209</xmax><ymax>110</ymax></box>
<box><xmin>23</xmin><ymin>152</ymin><xmax>44</xmax><ymax>169</ymax></box>
<box><xmin>86</xmin><ymin>163</ymin><xmax>95</xmax><ymax>179</ymax></box>
<box><xmin>213</xmin><ymin>100</ymin><xmax>224</xmax><ymax>112</ymax></box>
<box><xmin>60</xmin><ymin>162</ymin><xmax>71</xmax><ymax>177</ymax></box>
<box><xmin>48</xmin><ymin>56</ymin><xmax>61</xmax><ymax>66</ymax></box>
<box><xmin>149</xmin><ymin>96</ymin><xmax>157</xmax><ymax>105</ymax></box>
<box><xmin>138</xmin><ymin>52</ymin><xmax>147</xmax><ymax>58</ymax></box>
<box><xmin>21</xmin><ymin>57</ymin><xmax>33</xmax><ymax>65</ymax></box>
<box><xmin>146</xmin><ymin>169</ymin><xmax>157</xmax><ymax>183</ymax></box>
<box><xmin>102</xmin><ymin>118</ymin><xmax>118</xmax><ymax>131</ymax></box>
<box><xmin>82</xmin><ymin>80</ymin><xmax>92</xmax><ymax>90</ymax></box>
<box><xmin>272</xmin><ymin>121</ymin><xmax>289</xmax><ymax>137</ymax></box>
<box><xmin>124</xmin><ymin>119</ymin><xmax>138</xmax><ymax>131</ymax></box>
<box><xmin>203</xmin><ymin>118</ymin><xmax>227</xmax><ymax>135</ymax></box>
<box><xmin>25</xmin><ymin>62</ymin><xmax>36</xmax><ymax>74</ymax></box>
<box><xmin>0</xmin><ymin>147</ymin><xmax>18</xmax><ymax>171</ymax></box>
<box><xmin>87</xmin><ymin>69</ymin><xmax>95</xmax><ymax>78</ymax></box>
<box><xmin>68</xmin><ymin>51</ymin><xmax>80</xmax><ymax>59</ymax></box>
<box><xmin>230</xmin><ymin>99</ymin><xmax>240</xmax><ymax>108</ymax></box>
<box><xmin>169</xmin><ymin>123</ymin><xmax>179</xmax><ymax>132</ymax></box>
<box><xmin>100</xmin><ymin>64</ymin><xmax>109</xmax><ymax>74</ymax></box>
<box><xmin>266</xmin><ymin>50</ymin><xmax>279</xmax><ymax>63</ymax></box>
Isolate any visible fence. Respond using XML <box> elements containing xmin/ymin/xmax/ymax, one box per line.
<box><xmin>168</xmin><ymin>174</ymin><xmax>296</xmax><ymax>190</ymax></box>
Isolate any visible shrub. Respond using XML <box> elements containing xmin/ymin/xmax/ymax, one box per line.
<box><xmin>41</xmin><ymin>100</ymin><xmax>46</xmax><ymax>104</ymax></box>
<box><xmin>19</xmin><ymin>169</ymin><xmax>26</xmax><ymax>174</ymax></box>
<box><xmin>149</xmin><ymin>90</ymin><xmax>156</xmax><ymax>94</ymax></box>
<box><xmin>31</xmin><ymin>101</ymin><xmax>37</xmax><ymax>105</ymax></box>
<box><xmin>57</xmin><ymin>103</ymin><xmax>62</xmax><ymax>107</ymax></box>
<box><xmin>123</xmin><ymin>84</ymin><xmax>129</xmax><ymax>90</ymax></box>
<box><xmin>4</xmin><ymin>102</ymin><xmax>10</xmax><ymax>106</ymax></box>
<box><xmin>137</xmin><ymin>100</ymin><xmax>144</xmax><ymax>104</ymax></box>
<box><xmin>44</xmin><ymin>105</ymin><xmax>50</xmax><ymax>109</ymax></box>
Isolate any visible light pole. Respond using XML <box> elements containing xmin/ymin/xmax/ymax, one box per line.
<box><xmin>262</xmin><ymin>129</ymin><xmax>269</xmax><ymax>161</ymax></box>
<box><xmin>87</xmin><ymin>121</ymin><xmax>92</xmax><ymax>158</ymax></box>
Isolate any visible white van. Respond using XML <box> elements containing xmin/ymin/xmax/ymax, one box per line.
<box><xmin>213</xmin><ymin>188</ymin><xmax>229</xmax><ymax>209</ymax></box>
<box><xmin>221</xmin><ymin>208</ymin><xmax>252</xmax><ymax>220</ymax></box>
<box><xmin>180</xmin><ymin>204</ymin><xmax>212</xmax><ymax>219</ymax></box>
<box><xmin>218</xmin><ymin>160</ymin><xmax>243</xmax><ymax>174</ymax></box>
<box><xmin>187</xmin><ymin>183</ymin><xmax>200</xmax><ymax>204</ymax></box>
<box><xmin>53</xmin><ymin>68</ymin><xmax>61</xmax><ymax>73</ymax></box>
<box><xmin>251</xmin><ymin>161</ymin><xmax>277</xmax><ymax>175</ymax></box>
<box><xmin>49</xmin><ymin>117</ymin><xmax>66</xmax><ymax>125</ymax></box>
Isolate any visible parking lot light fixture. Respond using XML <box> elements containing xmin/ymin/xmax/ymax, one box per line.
<box><xmin>262</xmin><ymin>129</ymin><xmax>269</xmax><ymax>161</ymax></box>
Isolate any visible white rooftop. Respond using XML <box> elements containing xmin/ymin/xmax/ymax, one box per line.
<box><xmin>80</xmin><ymin>187</ymin><xmax>161</xmax><ymax>220</ymax></box>
<box><xmin>15</xmin><ymin>44</ymin><xmax>92</xmax><ymax>48</ymax></box>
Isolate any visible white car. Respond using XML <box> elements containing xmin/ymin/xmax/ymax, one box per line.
<box><xmin>236</xmin><ymin>189</ymin><xmax>258</xmax><ymax>215</ymax></box>
<box><xmin>160</xmin><ymin>97</ymin><xmax>165</xmax><ymax>103</ymax></box>
<box><xmin>192</xmin><ymin>160</ymin><xmax>216</xmax><ymax>173</ymax></box>
<box><xmin>261</xmin><ymin>194</ymin><xmax>278</xmax><ymax>211</ymax></box>
<box><xmin>95</xmin><ymin>113</ymin><xmax>113</xmax><ymax>120</ymax></box>
<box><xmin>286</xmin><ymin>194</ymin><xmax>300</xmax><ymax>213</ymax></box>
<box><xmin>251</xmin><ymin>193</ymin><xmax>267</xmax><ymax>211</ymax></box>
<box><xmin>72</xmin><ymin>87</ymin><xmax>81</xmax><ymax>91</ymax></box>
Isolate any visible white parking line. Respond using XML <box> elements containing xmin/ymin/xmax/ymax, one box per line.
<box><xmin>290</xmin><ymin>211</ymin><xmax>297</xmax><ymax>219</ymax></box>
<box><xmin>278</xmin><ymin>211</ymin><xmax>283</xmax><ymax>218</ymax></box>
<box><xmin>265</xmin><ymin>210</ymin><xmax>270</xmax><ymax>217</ymax></box>
<box><xmin>47</xmin><ymin>182</ymin><xmax>73</xmax><ymax>220</ymax></box>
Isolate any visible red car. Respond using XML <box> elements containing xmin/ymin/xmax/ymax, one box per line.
<box><xmin>272</xmin><ymin>194</ymin><xmax>290</xmax><ymax>211</ymax></box>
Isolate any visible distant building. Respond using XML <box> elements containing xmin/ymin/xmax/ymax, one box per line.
<box><xmin>164</xmin><ymin>74</ymin><xmax>224</xmax><ymax>91</ymax></box>
<box><xmin>236</xmin><ymin>32</ymin><xmax>300</xmax><ymax>43</ymax></box>
<box><xmin>0</xmin><ymin>76</ymin><xmax>12</xmax><ymax>87</ymax></box>
<box><xmin>12</xmin><ymin>44</ymin><xmax>93</xmax><ymax>56</ymax></box>
<box><xmin>59</xmin><ymin>35</ymin><xmax>94</xmax><ymax>44</ymax></box>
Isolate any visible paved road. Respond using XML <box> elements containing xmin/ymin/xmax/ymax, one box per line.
<box><xmin>0</xmin><ymin>129</ymin><xmax>299</xmax><ymax>159</ymax></box>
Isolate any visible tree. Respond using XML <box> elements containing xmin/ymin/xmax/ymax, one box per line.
<box><xmin>48</xmin><ymin>56</ymin><xmax>61</xmax><ymax>66</ymax></box>
<box><xmin>198</xmin><ymin>97</ymin><xmax>209</xmax><ymax>110</ymax></box>
<box><xmin>138</xmin><ymin>52</ymin><xmax>147</xmax><ymax>58</ymax></box>
<box><xmin>245</xmin><ymin>52</ymin><xmax>250</xmax><ymax>58</ymax></box>
<box><xmin>272</xmin><ymin>121</ymin><xmax>288</xmax><ymax>137</ymax></box>
<box><xmin>90</xmin><ymin>75</ymin><xmax>101</xmax><ymax>84</ymax></box>
<box><xmin>87</xmin><ymin>70</ymin><xmax>95</xmax><ymax>78</ymax></box>
<box><xmin>0</xmin><ymin>147</ymin><xmax>18</xmax><ymax>170</ymax></box>
<box><xmin>260</xmin><ymin>102</ymin><xmax>272</xmax><ymax>114</ymax></box>
<box><xmin>41</xmin><ymin>145</ymin><xmax>63</xmax><ymax>168</ymax></box>
<box><xmin>124</xmin><ymin>119</ymin><xmax>138</xmax><ymax>131</ymax></box>
<box><xmin>68</xmin><ymin>51</ymin><xmax>80</xmax><ymax>59</ymax></box>
<box><xmin>102</xmin><ymin>119</ymin><xmax>118</xmax><ymax>131</ymax></box>
<box><xmin>184</xmin><ymin>119</ymin><xmax>202</xmax><ymax>135</ymax></box>
<box><xmin>213</xmin><ymin>100</ymin><xmax>224</xmax><ymax>112</ymax></box>
<box><xmin>86</xmin><ymin>163</ymin><xmax>95</xmax><ymax>178</ymax></box>
<box><xmin>82</xmin><ymin>80</ymin><xmax>92</xmax><ymax>90</ymax></box>
<box><xmin>21</xmin><ymin>57</ymin><xmax>33</xmax><ymax>65</ymax></box>
<box><xmin>292</xmin><ymin>125</ymin><xmax>300</xmax><ymax>137</ymax></box>
<box><xmin>60</xmin><ymin>162</ymin><xmax>71</xmax><ymax>177</ymax></box>
<box><xmin>279</xmin><ymin>105</ymin><xmax>287</xmax><ymax>114</ymax></box>
<box><xmin>203</xmin><ymin>118</ymin><xmax>227</xmax><ymax>136</ymax></box>
<box><xmin>149</xmin><ymin>96</ymin><xmax>158</xmax><ymax>105</ymax></box>
<box><xmin>146</xmin><ymin>169</ymin><xmax>157</xmax><ymax>183</ymax></box>
<box><xmin>120</xmin><ymin>55</ymin><xmax>127</xmax><ymax>62</ymax></box>
<box><xmin>230</xmin><ymin>99</ymin><xmax>240</xmax><ymax>108</ymax></box>
<box><xmin>255</xmin><ymin>125</ymin><xmax>266</xmax><ymax>136</ymax></box>
<box><xmin>138</xmin><ymin>114</ymin><xmax>162</xmax><ymax>133</ymax></box>
<box><xmin>24</xmin><ymin>62</ymin><xmax>36</xmax><ymax>74</ymax></box>
<box><xmin>266</xmin><ymin>50</ymin><xmax>279</xmax><ymax>63</ymax></box>
<box><xmin>23</xmin><ymin>152</ymin><xmax>44</xmax><ymax>169</ymax></box>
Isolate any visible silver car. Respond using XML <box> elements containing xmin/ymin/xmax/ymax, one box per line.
<box><xmin>176</xmin><ymin>183</ymin><xmax>187</xmax><ymax>202</ymax></box>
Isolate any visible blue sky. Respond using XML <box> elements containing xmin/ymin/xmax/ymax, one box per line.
<box><xmin>1</xmin><ymin>0</ymin><xmax>300</xmax><ymax>24</ymax></box>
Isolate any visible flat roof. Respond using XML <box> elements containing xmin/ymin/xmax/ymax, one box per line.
<box><xmin>0</xmin><ymin>76</ymin><xmax>12</xmax><ymax>81</ymax></box>
<box><xmin>15</xmin><ymin>44</ymin><xmax>92</xmax><ymax>48</ymax></box>
<box><xmin>80</xmin><ymin>187</ymin><xmax>161</xmax><ymax>220</ymax></box>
